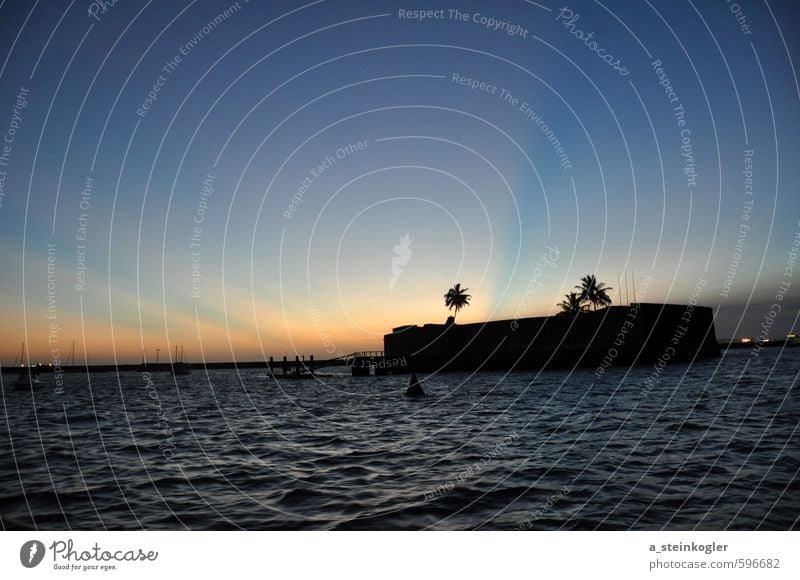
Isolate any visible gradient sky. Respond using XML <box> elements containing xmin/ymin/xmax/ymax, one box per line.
<box><xmin>0</xmin><ymin>0</ymin><xmax>798</xmax><ymax>363</ymax></box>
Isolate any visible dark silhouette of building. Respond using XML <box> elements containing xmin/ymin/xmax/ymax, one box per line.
<box><xmin>384</xmin><ymin>304</ymin><xmax>720</xmax><ymax>372</ymax></box>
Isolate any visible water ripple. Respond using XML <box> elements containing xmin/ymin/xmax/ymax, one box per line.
<box><xmin>1</xmin><ymin>349</ymin><xmax>798</xmax><ymax>529</ymax></box>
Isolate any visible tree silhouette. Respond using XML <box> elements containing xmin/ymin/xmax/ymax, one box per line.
<box><xmin>557</xmin><ymin>292</ymin><xmax>588</xmax><ymax>315</ymax></box>
<box><xmin>444</xmin><ymin>283</ymin><xmax>471</xmax><ymax>321</ymax></box>
<box><xmin>575</xmin><ymin>274</ymin><xmax>613</xmax><ymax>310</ymax></box>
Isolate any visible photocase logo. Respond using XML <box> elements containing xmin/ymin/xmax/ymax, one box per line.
<box><xmin>20</xmin><ymin>540</ymin><xmax>45</xmax><ymax>568</ymax></box>
<box><xmin>390</xmin><ymin>233</ymin><xmax>413</xmax><ymax>290</ymax></box>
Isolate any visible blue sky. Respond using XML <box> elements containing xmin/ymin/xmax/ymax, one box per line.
<box><xmin>0</xmin><ymin>0</ymin><xmax>798</xmax><ymax>362</ymax></box>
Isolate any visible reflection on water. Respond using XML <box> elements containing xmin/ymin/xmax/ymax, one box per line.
<box><xmin>1</xmin><ymin>349</ymin><xmax>798</xmax><ymax>530</ymax></box>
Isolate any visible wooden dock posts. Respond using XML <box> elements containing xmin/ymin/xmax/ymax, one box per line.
<box><xmin>266</xmin><ymin>354</ymin><xmax>316</xmax><ymax>377</ymax></box>
<box><xmin>263</xmin><ymin>351</ymin><xmax>404</xmax><ymax>377</ymax></box>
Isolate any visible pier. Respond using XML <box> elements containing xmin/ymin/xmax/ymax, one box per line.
<box><xmin>264</xmin><ymin>351</ymin><xmax>396</xmax><ymax>377</ymax></box>
<box><xmin>0</xmin><ymin>351</ymin><xmax>406</xmax><ymax>379</ymax></box>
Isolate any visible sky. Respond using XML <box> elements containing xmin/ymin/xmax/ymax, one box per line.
<box><xmin>0</xmin><ymin>0</ymin><xmax>798</xmax><ymax>364</ymax></box>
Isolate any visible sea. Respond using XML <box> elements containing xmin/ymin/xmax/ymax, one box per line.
<box><xmin>1</xmin><ymin>347</ymin><xmax>798</xmax><ymax>530</ymax></box>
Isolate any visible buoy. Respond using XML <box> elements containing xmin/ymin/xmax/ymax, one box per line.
<box><xmin>406</xmin><ymin>373</ymin><xmax>425</xmax><ymax>397</ymax></box>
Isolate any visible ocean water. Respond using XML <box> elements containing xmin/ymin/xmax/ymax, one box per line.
<box><xmin>1</xmin><ymin>348</ymin><xmax>798</xmax><ymax>530</ymax></box>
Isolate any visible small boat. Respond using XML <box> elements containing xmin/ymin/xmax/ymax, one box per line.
<box><xmin>406</xmin><ymin>373</ymin><xmax>425</xmax><ymax>397</ymax></box>
<box><xmin>172</xmin><ymin>362</ymin><xmax>191</xmax><ymax>375</ymax></box>
<box><xmin>171</xmin><ymin>344</ymin><xmax>191</xmax><ymax>375</ymax></box>
<box><xmin>9</xmin><ymin>343</ymin><xmax>42</xmax><ymax>390</ymax></box>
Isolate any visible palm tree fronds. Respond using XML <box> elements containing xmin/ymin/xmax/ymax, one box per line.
<box><xmin>444</xmin><ymin>283</ymin><xmax>471</xmax><ymax>320</ymax></box>
<box><xmin>575</xmin><ymin>274</ymin><xmax>613</xmax><ymax>311</ymax></box>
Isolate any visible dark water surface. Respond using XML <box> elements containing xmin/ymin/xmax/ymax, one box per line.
<box><xmin>2</xmin><ymin>348</ymin><xmax>798</xmax><ymax>530</ymax></box>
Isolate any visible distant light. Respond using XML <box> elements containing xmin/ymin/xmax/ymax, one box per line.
<box><xmin>740</xmin><ymin>337</ymin><xmax>752</xmax><ymax>343</ymax></box>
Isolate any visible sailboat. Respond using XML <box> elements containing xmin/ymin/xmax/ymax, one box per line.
<box><xmin>12</xmin><ymin>343</ymin><xmax>40</xmax><ymax>389</ymax></box>
<box><xmin>171</xmin><ymin>343</ymin><xmax>191</xmax><ymax>375</ymax></box>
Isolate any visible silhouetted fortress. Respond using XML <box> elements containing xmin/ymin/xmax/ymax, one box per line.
<box><xmin>384</xmin><ymin>304</ymin><xmax>720</xmax><ymax>372</ymax></box>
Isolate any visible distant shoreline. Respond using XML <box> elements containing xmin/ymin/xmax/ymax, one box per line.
<box><xmin>1</xmin><ymin>339</ymin><xmax>794</xmax><ymax>377</ymax></box>
<box><xmin>0</xmin><ymin>359</ymin><xmax>349</xmax><ymax>376</ymax></box>
<box><xmin>720</xmin><ymin>339</ymin><xmax>797</xmax><ymax>350</ymax></box>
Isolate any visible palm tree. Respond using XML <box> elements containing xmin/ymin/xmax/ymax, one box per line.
<box><xmin>575</xmin><ymin>274</ymin><xmax>613</xmax><ymax>310</ymax></box>
<box><xmin>557</xmin><ymin>292</ymin><xmax>588</xmax><ymax>315</ymax></box>
<box><xmin>444</xmin><ymin>283</ymin><xmax>471</xmax><ymax>321</ymax></box>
